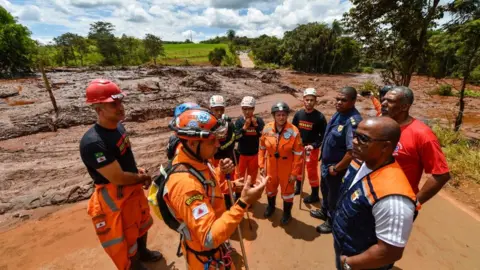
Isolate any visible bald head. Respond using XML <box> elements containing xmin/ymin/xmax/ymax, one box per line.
<box><xmin>363</xmin><ymin>117</ymin><xmax>401</xmax><ymax>146</ymax></box>
<box><xmin>390</xmin><ymin>86</ymin><xmax>414</xmax><ymax>105</ymax></box>
<box><xmin>340</xmin><ymin>86</ymin><xmax>357</xmax><ymax>101</ymax></box>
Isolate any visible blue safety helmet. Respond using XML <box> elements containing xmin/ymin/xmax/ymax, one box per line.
<box><xmin>174</xmin><ymin>102</ymin><xmax>200</xmax><ymax>118</ymax></box>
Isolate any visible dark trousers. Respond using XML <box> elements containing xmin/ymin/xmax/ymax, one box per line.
<box><xmin>320</xmin><ymin>163</ymin><xmax>346</xmax><ymax>217</ymax></box>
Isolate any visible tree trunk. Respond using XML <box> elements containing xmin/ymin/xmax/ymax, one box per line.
<box><xmin>39</xmin><ymin>60</ymin><xmax>59</xmax><ymax>131</ymax></box>
<box><xmin>154</xmin><ymin>57</ymin><xmax>157</xmax><ymax>65</ymax></box>
<box><xmin>454</xmin><ymin>74</ymin><xmax>468</xmax><ymax>132</ymax></box>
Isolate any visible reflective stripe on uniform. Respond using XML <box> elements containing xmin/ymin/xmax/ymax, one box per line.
<box><xmin>260</xmin><ymin>146</ymin><xmax>266</xmax><ymax>150</ymax></box>
<box><xmin>102</xmin><ymin>236</ymin><xmax>124</xmax><ymax>248</ymax></box>
<box><xmin>293</xmin><ymin>151</ymin><xmax>303</xmax><ymax>156</ymax></box>
<box><xmin>128</xmin><ymin>242</ymin><xmax>138</xmax><ymax>255</ymax></box>
<box><xmin>267</xmin><ymin>191</ymin><xmax>275</xmax><ymax>196</ymax></box>
<box><xmin>100</xmin><ymin>187</ymin><xmax>119</xmax><ymax>212</ymax></box>
<box><xmin>282</xmin><ymin>193</ymin><xmax>295</xmax><ymax>200</ymax></box>
<box><xmin>204</xmin><ymin>230</ymin><xmax>214</xmax><ymax>249</ymax></box>
<box><xmin>140</xmin><ymin>217</ymin><xmax>153</xmax><ymax>230</ymax></box>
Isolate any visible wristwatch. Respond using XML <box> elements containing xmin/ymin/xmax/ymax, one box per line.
<box><xmin>236</xmin><ymin>199</ymin><xmax>248</xmax><ymax>209</ymax></box>
<box><xmin>342</xmin><ymin>257</ymin><xmax>352</xmax><ymax>270</ymax></box>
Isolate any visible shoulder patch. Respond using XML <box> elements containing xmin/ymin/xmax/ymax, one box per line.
<box><xmin>350</xmin><ymin>117</ymin><xmax>358</xmax><ymax>127</ymax></box>
<box><xmin>185</xmin><ymin>194</ymin><xmax>204</xmax><ymax>206</ymax></box>
<box><xmin>192</xmin><ymin>203</ymin><xmax>209</xmax><ymax>220</ymax></box>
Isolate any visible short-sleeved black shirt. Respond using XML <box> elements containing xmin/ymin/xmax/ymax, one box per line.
<box><xmin>79</xmin><ymin>123</ymin><xmax>138</xmax><ymax>185</ymax></box>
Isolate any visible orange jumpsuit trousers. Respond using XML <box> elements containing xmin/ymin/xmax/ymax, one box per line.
<box><xmin>304</xmin><ymin>148</ymin><xmax>320</xmax><ymax>187</ymax></box>
<box><xmin>259</xmin><ymin>122</ymin><xmax>303</xmax><ymax>202</ymax></box>
<box><xmin>87</xmin><ymin>183</ymin><xmax>153</xmax><ymax>270</ymax></box>
<box><xmin>163</xmin><ymin>146</ymin><xmax>246</xmax><ymax>269</ymax></box>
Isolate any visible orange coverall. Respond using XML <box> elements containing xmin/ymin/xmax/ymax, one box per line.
<box><xmin>87</xmin><ymin>183</ymin><xmax>153</xmax><ymax>270</ymax></box>
<box><xmin>163</xmin><ymin>146</ymin><xmax>246</xmax><ymax>269</ymax></box>
<box><xmin>259</xmin><ymin>122</ymin><xmax>303</xmax><ymax>202</ymax></box>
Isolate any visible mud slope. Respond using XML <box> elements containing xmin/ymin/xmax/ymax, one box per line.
<box><xmin>0</xmin><ymin>67</ymin><xmax>287</xmax><ymax>141</ymax></box>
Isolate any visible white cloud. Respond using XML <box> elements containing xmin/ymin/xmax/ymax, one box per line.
<box><xmin>67</xmin><ymin>0</ymin><xmax>125</xmax><ymax>8</ymax></box>
<box><xmin>4</xmin><ymin>0</ymin><xmax>451</xmax><ymax>43</ymax></box>
<box><xmin>17</xmin><ymin>5</ymin><xmax>42</xmax><ymax>21</ymax></box>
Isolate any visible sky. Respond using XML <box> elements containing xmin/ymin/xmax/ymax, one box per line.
<box><xmin>1</xmin><ymin>0</ymin><xmax>452</xmax><ymax>45</ymax></box>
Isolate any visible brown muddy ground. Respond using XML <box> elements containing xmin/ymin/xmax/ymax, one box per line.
<box><xmin>0</xmin><ymin>69</ymin><xmax>479</xmax><ymax>269</ymax></box>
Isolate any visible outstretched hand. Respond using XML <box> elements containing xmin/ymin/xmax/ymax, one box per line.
<box><xmin>240</xmin><ymin>175</ymin><xmax>268</xmax><ymax>205</ymax></box>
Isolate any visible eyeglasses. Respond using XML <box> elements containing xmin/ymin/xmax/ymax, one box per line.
<box><xmin>353</xmin><ymin>131</ymin><xmax>389</xmax><ymax>144</ymax></box>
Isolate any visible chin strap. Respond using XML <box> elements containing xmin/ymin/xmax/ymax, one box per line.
<box><xmin>182</xmin><ymin>141</ymin><xmax>207</xmax><ymax>163</ymax></box>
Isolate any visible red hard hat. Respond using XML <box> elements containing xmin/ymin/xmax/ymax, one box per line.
<box><xmin>85</xmin><ymin>79</ymin><xmax>126</xmax><ymax>104</ymax></box>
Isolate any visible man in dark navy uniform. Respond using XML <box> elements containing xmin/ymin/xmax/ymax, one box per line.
<box><xmin>310</xmin><ymin>86</ymin><xmax>363</xmax><ymax>234</ymax></box>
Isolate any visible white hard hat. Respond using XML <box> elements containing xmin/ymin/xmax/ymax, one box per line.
<box><xmin>303</xmin><ymin>88</ymin><xmax>317</xmax><ymax>97</ymax></box>
<box><xmin>241</xmin><ymin>96</ymin><xmax>256</xmax><ymax>107</ymax></box>
<box><xmin>209</xmin><ymin>95</ymin><xmax>225</xmax><ymax>108</ymax></box>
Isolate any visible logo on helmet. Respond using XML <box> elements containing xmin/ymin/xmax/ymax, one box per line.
<box><xmin>187</xmin><ymin>120</ymin><xmax>199</xmax><ymax>128</ymax></box>
<box><xmin>197</xmin><ymin>112</ymin><xmax>211</xmax><ymax>124</ymax></box>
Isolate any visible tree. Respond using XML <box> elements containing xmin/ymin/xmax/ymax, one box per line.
<box><xmin>88</xmin><ymin>21</ymin><xmax>119</xmax><ymax>65</ymax></box>
<box><xmin>446</xmin><ymin>0</ymin><xmax>480</xmax><ymax>131</ymax></box>
<box><xmin>0</xmin><ymin>6</ymin><xmax>36</xmax><ymax>76</ymax></box>
<box><xmin>281</xmin><ymin>22</ymin><xmax>361</xmax><ymax>73</ymax></box>
<box><xmin>227</xmin><ymin>29</ymin><xmax>236</xmax><ymax>43</ymax></box>
<box><xmin>343</xmin><ymin>0</ymin><xmax>444</xmax><ymax>86</ymax></box>
<box><xmin>143</xmin><ymin>34</ymin><xmax>164</xmax><ymax>65</ymax></box>
<box><xmin>72</xmin><ymin>35</ymin><xmax>89</xmax><ymax>66</ymax></box>
<box><xmin>53</xmin><ymin>33</ymin><xmax>78</xmax><ymax>66</ymax></box>
<box><xmin>251</xmin><ymin>35</ymin><xmax>283</xmax><ymax>64</ymax></box>
<box><xmin>208</xmin><ymin>48</ymin><xmax>226</xmax><ymax>66</ymax></box>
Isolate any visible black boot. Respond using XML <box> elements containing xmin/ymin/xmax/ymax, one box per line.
<box><xmin>280</xmin><ymin>201</ymin><xmax>293</xmax><ymax>225</ymax></box>
<box><xmin>294</xmin><ymin>180</ymin><xmax>302</xmax><ymax>195</ymax></box>
<box><xmin>137</xmin><ymin>233</ymin><xmax>163</xmax><ymax>262</ymax></box>
<box><xmin>264</xmin><ymin>196</ymin><xmax>276</xmax><ymax>218</ymax></box>
<box><xmin>303</xmin><ymin>186</ymin><xmax>320</xmax><ymax>204</ymax></box>
<box><xmin>130</xmin><ymin>253</ymin><xmax>148</xmax><ymax>270</ymax></box>
<box><xmin>310</xmin><ymin>208</ymin><xmax>327</xmax><ymax>221</ymax></box>
<box><xmin>316</xmin><ymin>218</ymin><xmax>332</xmax><ymax>234</ymax></box>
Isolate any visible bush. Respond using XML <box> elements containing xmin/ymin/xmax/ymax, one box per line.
<box><xmin>470</xmin><ymin>65</ymin><xmax>480</xmax><ymax>85</ymax></box>
<box><xmin>432</xmin><ymin>84</ymin><xmax>453</xmax><ymax>96</ymax></box>
<box><xmin>463</xmin><ymin>89</ymin><xmax>480</xmax><ymax>98</ymax></box>
<box><xmin>208</xmin><ymin>48</ymin><xmax>226</xmax><ymax>66</ymax></box>
<box><xmin>361</xmin><ymin>67</ymin><xmax>374</xmax><ymax>74</ymax></box>
<box><xmin>359</xmin><ymin>79</ymin><xmax>379</xmax><ymax>96</ymax></box>
<box><xmin>432</xmin><ymin>125</ymin><xmax>480</xmax><ymax>185</ymax></box>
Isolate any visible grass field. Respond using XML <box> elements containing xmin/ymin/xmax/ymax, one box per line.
<box><xmin>160</xmin><ymin>43</ymin><xmax>233</xmax><ymax>65</ymax></box>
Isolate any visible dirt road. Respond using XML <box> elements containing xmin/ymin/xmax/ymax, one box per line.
<box><xmin>239</xmin><ymin>52</ymin><xmax>255</xmax><ymax>68</ymax></box>
<box><xmin>1</xmin><ymin>185</ymin><xmax>479</xmax><ymax>270</ymax></box>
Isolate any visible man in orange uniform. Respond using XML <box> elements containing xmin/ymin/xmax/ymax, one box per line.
<box><xmin>259</xmin><ymin>102</ymin><xmax>304</xmax><ymax>225</ymax></box>
<box><xmin>79</xmin><ymin>79</ymin><xmax>162</xmax><ymax>270</ymax></box>
<box><xmin>162</xmin><ymin>108</ymin><xmax>267</xmax><ymax>269</ymax></box>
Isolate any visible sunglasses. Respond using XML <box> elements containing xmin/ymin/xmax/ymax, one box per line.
<box><xmin>353</xmin><ymin>131</ymin><xmax>389</xmax><ymax>144</ymax></box>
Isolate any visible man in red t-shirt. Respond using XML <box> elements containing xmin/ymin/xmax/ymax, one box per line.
<box><xmin>382</xmin><ymin>86</ymin><xmax>451</xmax><ymax>204</ymax></box>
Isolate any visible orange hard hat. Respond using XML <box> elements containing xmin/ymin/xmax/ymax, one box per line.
<box><xmin>86</xmin><ymin>79</ymin><xmax>126</xmax><ymax>104</ymax></box>
<box><xmin>170</xmin><ymin>109</ymin><xmax>227</xmax><ymax>141</ymax></box>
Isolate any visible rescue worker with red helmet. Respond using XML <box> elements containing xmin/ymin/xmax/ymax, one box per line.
<box><xmin>209</xmin><ymin>95</ymin><xmax>239</xmax><ymax>209</ymax></box>
<box><xmin>160</xmin><ymin>108</ymin><xmax>267</xmax><ymax>269</ymax></box>
<box><xmin>259</xmin><ymin>102</ymin><xmax>304</xmax><ymax>225</ymax></box>
<box><xmin>79</xmin><ymin>79</ymin><xmax>162</xmax><ymax>270</ymax></box>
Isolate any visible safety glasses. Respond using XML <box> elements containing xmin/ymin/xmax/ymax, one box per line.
<box><xmin>353</xmin><ymin>131</ymin><xmax>389</xmax><ymax>145</ymax></box>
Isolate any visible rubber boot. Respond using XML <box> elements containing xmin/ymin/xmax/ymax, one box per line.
<box><xmin>303</xmin><ymin>186</ymin><xmax>320</xmax><ymax>204</ymax></box>
<box><xmin>264</xmin><ymin>196</ymin><xmax>276</xmax><ymax>218</ymax></box>
<box><xmin>137</xmin><ymin>233</ymin><xmax>163</xmax><ymax>262</ymax></box>
<box><xmin>316</xmin><ymin>218</ymin><xmax>332</xmax><ymax>234</ymax></box>
<box><xmin>130</xmin><ymin>253</ymin><xmax>149</xmax><ymax>270</ymax></box>
<box><xmin>294</xmin><ymin>180</ymin><xmax>302</xmax><ymax>195</ymax></box>
<box><xmin>280</xmin><ymin>201</ymin><xmax>293</xmax><ymax>225</ymax></box>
